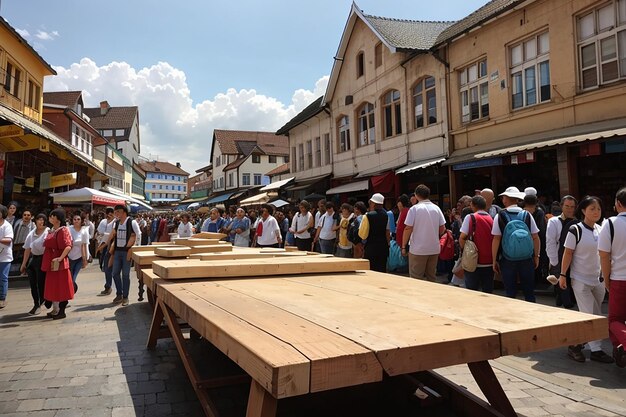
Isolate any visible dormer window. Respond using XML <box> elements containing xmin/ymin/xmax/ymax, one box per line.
<box><xmin>357</xmin><ymin>52</ymin><xmax>365</xmax><ymax>78</ymax></box>
<box><xmin>252</xmin><ymin>154</ymin><xmax>261</xmax><ymax>163</ymax></box>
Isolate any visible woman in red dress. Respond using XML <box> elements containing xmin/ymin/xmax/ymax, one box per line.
<box><xmin>42</xmin><ymin>208</ymin><xmax>74</xmax><ymax>320</ymax></box>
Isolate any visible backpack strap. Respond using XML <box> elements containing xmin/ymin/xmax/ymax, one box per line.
<box><xmin>608</xmin><ymin>218</ymin><xmax>615</xmax><ymax>244</ymax></box>
<box><xmin>469</xmin><ymin>214</ymin><xmax>476</xmax><ymax>241</ymax></box>
<box><xmin>568</xmin><ymin>223</ymin><xmax>582</xmax><ymax>247</ymax></box>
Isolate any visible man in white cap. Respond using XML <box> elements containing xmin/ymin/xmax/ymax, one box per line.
<box><xmin>492</xmin><ymin>186</ymin><xmax>541</xmax><ymax>302</ymax></box>
<box><xmin>401</xmin><ymin>184</ymin><xmax>446</xmax><ymax>281</ymax></box>
<box><xmin>358</xmin><ymin>193</ymin><xmax>390</xmax><ymax>272</ymax></box>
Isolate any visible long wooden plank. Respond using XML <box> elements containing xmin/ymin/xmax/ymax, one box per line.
<box><xmin>152</xmin><ymin>257</ymin><xmax>370</xmax><ymax>279</ymax></box>
<box><xmin>214</xmin><ymin>276</ymin><xmax>501</xmax><ymax>376</ymax></box>
<box><xmin>187</xmin><ymin>281</ymin><xmax>382</xmax><ymax>392</ymax></box>
<box><xmin>190</xmin><ymin>252</ymin><xmax>311</xmax><ymax>261</ymax></box>
<box><xmin>192</xmin><ymin>231</ymin><xmax>227</xmax><ymax>240</ymax></box>
<box><xmin>283</xmin><ymin>271</ymin><xmax>608</xmax><ymax>355</ymax></box>
<box><xmin>129</xmin><ymin>245</ymin><xmax>178</xmax><ymax>255</ymax></box>
<box><xmin>132</xmin><ymin>251</ymin><xmax>161</xmax><ymax>266</ymax></box>
<box><xmin>188</xmin><ymin>244</ymin><xmax>233</xmax><ymax>253</ymax></box>
<box><xmin>155</xmin><ymin>246</ymin><xmax>192</xmax><ymax>258</ymax></box>
<box><xmin>174</xmin><ymin>238</ymin><xmax>221</xmax><ymax>246</ymax></box>
<box><xmin>158</xmin><ymin>283</ymin><xmax>310</xmax><ymax>398</ymax></box>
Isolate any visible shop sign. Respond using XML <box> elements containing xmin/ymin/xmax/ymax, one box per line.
<box><xmin>0</xmin><ymin>125</ymin><xmax>24</xmax><ymax>138</ymax></box>
<box><xmin>39</xmin><ymin>172</ymin><xmax>52</xmax><ymax>191</ymax></box>
<box><xmin>39</xmin><ymin>139</ymin><xmax>50</xmax><ymax>152</ymax></box>
<box><xmin>452</xmin><ymin>157</ymin><xmax>503</xmax><ymax>171</ymax></box>
<box><xmin>50</xmin><ymin>172</ymin><xmax>77</xmax><ymax>188</ymax></box>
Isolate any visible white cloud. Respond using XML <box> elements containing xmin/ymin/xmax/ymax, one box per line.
<box><xmin>35</xmin><ymin>30</ymin><xmax>59</xmax><ymax>40</ymax></box>
<box><xmin>16</xmin><ymin>28</ymin><xmax>30</xmax><ymax>38</ymax></box>
<box><xmin>45</xmin><ymin>58</ymin><xmax>328</xmax><ymax>174</ymax></box>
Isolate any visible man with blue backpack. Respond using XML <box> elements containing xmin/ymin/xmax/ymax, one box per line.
<box><xmin>491</xmin><ymin>186</ymin><xmax>541</xmax><ymax>302</ymax></box>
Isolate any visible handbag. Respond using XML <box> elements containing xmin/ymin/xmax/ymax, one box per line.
<box><xmin>461</xmin><ymin>214</ymin><xmax>478</xmax><ymax>272</ymax></box>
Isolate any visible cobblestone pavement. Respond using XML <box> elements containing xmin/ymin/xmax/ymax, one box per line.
<box><xmin>0</xmin><ymin>264</ymin><xmax>624</xmax><ymax>417</ymax></box>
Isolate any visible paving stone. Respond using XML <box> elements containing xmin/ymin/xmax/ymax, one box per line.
<box><xmin>17</xmin><ymin>398</ymin><xmax>46</xmax><ymax>412</ymax></box>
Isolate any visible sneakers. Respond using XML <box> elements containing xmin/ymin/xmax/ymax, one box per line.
<box><xmin>99</xmin><ymin>287</ymin><xmax>112</xmax><ymax>296</ymax></box>
<box><xmin>0</xmin><ymin>299</ymin><xmax>6</xmax><ymax>309</ymax></box>
<box><xmin>614</xmin><ymin>345</ymin><xmax>626</xmax><ymax>368</ymax></box>
<box><xmin>121</xmin><ymin>298</ymin><xmax>129</xmax><ymax>306</ymax></box>
<box><xmin>568</xmin><ymin>344</ymin><xmax>586</xmax><ymax>362</ymax></box>
<box><xmin>47</xmin><ymin>311</ymin><xmax>59</xmax><ymax>318</ymax></box>
<box><xmin>28</xmin><ymin>306</ymin><xmax>41</xmax><ymax>316</ymax></box>
<box><xmin>590</xmin><ymin>350</ymin><xmax>615</xmax><ymax>364</ymax></box>
<box><xmin>52</xmin><ymin>312</ymin><xmax>66</xmax><ymax>320</ymax></box>
<box><xmin>112</xmin><ymin>295</ymin><xmax>123</xmax><ymax>304</ymax></box>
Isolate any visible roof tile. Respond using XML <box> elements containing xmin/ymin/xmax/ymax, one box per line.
<box><xmin>138</xmin><ymin>160</ymin><xmax>189</xmax><ymax>176</ymax></box>
<box><xmin>362</xmin><ymin>14</ymin><xmax>454</xmax><ymax>51</ymax></box>
<box><xmin>83</xmin><ymin>106</ymin><xmax>138</xmax><ymax>130</ymax></box>
<box><xmin>43</xmin><ymin>91</ymin><xmax>83</xmax><ymax>108</ymax></box>
<box><xmin>214</xmin><ymin>129</ymin><xmax>288</xmax><ymax>156</ymax></box>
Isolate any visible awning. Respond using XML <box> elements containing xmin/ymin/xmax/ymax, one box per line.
<box><xmin>102</xmin><ymin>186</ymin><xmax>153</xmax><ymax>211</ymax></box>
<box><xmin>239</xmin><ymin>192</ymin><xmax>270</xmax><ymax>207</ymax></box>
<box><xmin>326</xmin><ymin>180</ymin><xmax>369</xmax><ymax>195</ymax></box>
<box><xmin>396</xmin><ymin>157</ymin><xmax>446</xmax><ymax>174</ymax></box>
<box><xmin>269</xmin><ymin>199</ymin><xmax>290</xmax><ymax>208</ymax></box>
<box><xmin>0</xmin><ymin>104</ymin><xmax>106</xmax><ymax>175</ymax></box>
<box><xmin>370</xmin><ymin>171</ymin><xmax>395</xmax><ymax>194</ymax></box>
<box><xmin>230</xmin><ymin>191</ymin><xmax>247</xmax><ymax>200</ymax></box>
<box><xmin>285</xmin><ymin>174</ymin><xmax>331</xmax><ymax>191</ymax></box>
<box><xmin>187</xmin><ymin>202</ymin><xmax>201</xmax><ymax>209</ymax></box>
<box><xmin>444</xmin><ymin>119</ymin><xmax>626</xmax><ymax>167</ymax></box>
<box><xmin>51</xmin><ymin>187</ymin><xmax>126</xmax><ymax>206</ymax></box>
<box><xmin>260</xmin><ymin>177</ymin><xmax>295</xmax><ymax>192</ymax></box>
<box><xmin>180</xmin><ymin>196</ymin><xmax>208</xmax><ymax>204</ymax></box>
<box><xmin>206</xmin><ymin>192</ymin><xmax>233</xmax><ymax>205</ymax></box>
<box><xmin>150</xmin><ymin>198</ymin><xmax>181</xmax><ymax>202</ymax></box>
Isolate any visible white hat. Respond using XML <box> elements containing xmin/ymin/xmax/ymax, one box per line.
<box><xmin>499</xmin><ymin>186</ymin><xmax>525</xmax><ymax>200</ymax></box>
<box><xmin>524</xmin><ymin>187</ymin><xmax>537</xmax><ymax>196</ymax></box>
<box><xmin>369</xmin><ymin>193</ymin><xmax>385</xmax><ymax>205</ymax></box>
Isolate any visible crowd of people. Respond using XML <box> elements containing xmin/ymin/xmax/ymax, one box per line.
<box><xmin>0</xmin><ymin>183</ymin><xmax>624</xmax><ymax>369</ymax></box>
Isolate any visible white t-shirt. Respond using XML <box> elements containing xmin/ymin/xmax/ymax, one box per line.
<box><xmin>491</xmin><ymin>207</ymin><xmax>540</xmax><ymax>235</ymax></box>
<box><xmin>0</xmin><ymin>220</ymin><xmax>14</xmax><ymax>263</ymax></box>
<box><xmin>23</xmin><ymin>227</ymin><xmax>49</xmax><ymax>256</ymax></box>
<box><xmin>84</xmin><ymin>220</ymin><xmax>95</xmax><ymax>239</ymax></box>
<box><xmin>318</xmin><ymin>212</ymin><xmax>338</xmax><ymax>240</ymax></box>
<box><xmin>178</xmin><ymin>221</ymin><xmax>193</xmax><ymax>238</ymax></box>
<box><xmin>565</xmin><ymin>222</ymin><xmax>601</xmax><ymax>285</ymax></box>
<box><xmin>69</xmin><ymin>226</ymin><xmax>90</xmax><ymax>260</ymax></box>
<box><xmin>115</xmin><ymin>218</ymin><xmax>141</xmax><ymax>250</ymax></box>
<box><xmin>256</xmin><ymin>215</ymin><xmax>280</xmax><ymax>246</ymax></box>
<box><xmin>404</xmin><ymin>200</ymin><xmax>446</xmax><ymax>256</ymax></box>
<box><xmin>292</xmin><ymin>211</ymin><xmax>312</xmax><ymax>239</ymax></box>
<box><xmin>598</xmin><ymin>213</ymin><xmax>626</xmax><ymax>281</ymax></box>
<box><xmin>97</xmin><ymin>218</ymin><xmax>115</xmax><ymax>244</ymax></box>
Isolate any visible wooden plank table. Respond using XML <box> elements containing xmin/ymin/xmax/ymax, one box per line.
<box><xmin>146</xmin><ymin>264</ymin><xmax>608</xmax><ymax>417</ymax></box>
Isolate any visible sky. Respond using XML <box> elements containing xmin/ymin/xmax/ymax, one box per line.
<box><xmin>4</xmin><ymin>0</ymin><xmax>488</xmax><ymax>175</ymax></box>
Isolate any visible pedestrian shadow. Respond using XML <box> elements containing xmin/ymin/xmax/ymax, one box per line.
<box><xmin>0</xmin><ymin>312</ymin><xmax>48</xmax><ymax>324</ymax></box>
<box><xmin>72</xmin><ymin>303</ymin><xmax>117</xmax><ymax>313</ymax></box>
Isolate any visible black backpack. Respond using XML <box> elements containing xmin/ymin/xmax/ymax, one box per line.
<box><xmin>347</xmin><ymin>216</ymin><xmax>361</xmax><ymax>245</ymax></box>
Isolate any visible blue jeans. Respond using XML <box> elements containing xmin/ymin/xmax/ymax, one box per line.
<box><xmin>464</xmin><ymin>266</ymin><xmax>494</xmax><ymax>293</ymax></box>
<box><xmin>0</xmin><ymin>262</ymin><xmax>10</xmax><ymax>300</ymax></box>
<box><xmin>102</xmin><ymin>247</ymin><xmax>113</xmax><ymax>289</ymax></box>
<box><xmin>69</xmin><ymin>257</ymin><xmax>83</xmax><ymax>283</ymax></box>
<box><xmin>319</xmin><ymin>238</ymin><xmax>336</xmax><ymax>255</ymax></box>
<box><xmin>500</xmin><ymin>258</ymin><xmax>535</xmax><ymax>302</ymax></box>
<box><xmin>112</xmin><ymin>250</ymin><xmax>131</xmax><ymax>298</ymax></box>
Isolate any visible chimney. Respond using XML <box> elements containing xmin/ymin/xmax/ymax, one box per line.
<box><xmin>100</xmin><ymin>100</ymin><xmax>110</xmax><ymax>116</ymax></box>
<box><xmin>176</xmin><ymin>162</ymin><xmax>181</xmax><ymax>168</ymax></box>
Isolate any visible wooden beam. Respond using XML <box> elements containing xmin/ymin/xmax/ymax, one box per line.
<box><xmin>246</xmin><ymin>380</ymin><xmax>277</xmax><ymax>417</ymax></box>
<box><xmin>189</xmin><ymin>252</ymin><xmax>310</xmax><ymax>261</ymax></box>
<box><xmin>174</xmin><ymin>238</ymin><xmax>222</xmax><ymax>246</ymax></box>
<box><xmin>192</xmin><ymin>231</ymin><xmax>227</xmax><ymax>240</ymax></box>
<box><xmin>468</xmin><ymin>361</ymin><xmax>516</xmax><ymax>417</ymax></box>
<box><xmin>151</xmin><ymin>257</ymin><xmax>370</xmax><ymax>279</ymax></box>
<box><xmin>155</xmin><ymin>246</ymin><xmax>192</xmax><ymax>258</ymax></box>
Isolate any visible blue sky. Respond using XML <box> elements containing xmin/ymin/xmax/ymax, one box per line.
<box><xmin>4</xmin><ymin>0</ymin><xmax>488</xmax><ymax>172</ymax></box>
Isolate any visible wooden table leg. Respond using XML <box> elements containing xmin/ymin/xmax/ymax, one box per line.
<box><xmin>136</xmin><ymin>264</ymin><xmax>144</xmax><ymax>301</ymax></box>
<box><xmin>468</xmin><ymin>361</ymin><xmax>516</xmax><ymax>417</ymax></box>
<box><xmin>146</xmin><ymin>287</ymin><xmax>155</xmax><ymax>308</ymax></box>
<box><xmin>246</xmin><ymin>380</ymin><xmax>277</xmax><ymax>417</ymax></box>
<box><xmin>146</xmin><ymin>299</ymin><xmax>165</xmax><ymax>350</ymax></box>
<box><xmin>160</xmin><ymin>299</ymin><xmax>220</xmax><ymax>417</ymax></box>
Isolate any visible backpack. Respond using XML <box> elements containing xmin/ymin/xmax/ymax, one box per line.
<box><xmin>461</xmin><ymin>214</ymin><xmax>479</xmax><ymax>272</ymax></box>
<box><xmin>347</xmin><ymin>216</ymin><xmax>362</xmax><ymax>245</ymax></box>
<box><xmin>439</xmin><ymin>229</ymin><xmax>455</xmax><ymax>261</ymax></box>
<box><xmin>499</xmin><ymin>210</ymin><xmax>534</xmax><ymax>261</ymax></box>
<box><xmin>557</xmin><ymin>217</ymin><xmax>578</xmax><ymax>265</ymax></box>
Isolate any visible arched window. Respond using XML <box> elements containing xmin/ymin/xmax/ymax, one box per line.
<box><xmin>413</xmin><ymin>76</ymin><xmax>437</xmax><ymax>129</ymax></box>
<box><xmin>357</xmin><ymin>52</ymin><xmax>365</xmax><ymax>78</ymax></box>
<box><xmin>383</xmin><ymin>90</ymin><xmax>401</xmax><ymax>138</ymax></box>
<box><xmin>357</xmin><ymin>103</ymin><xmax>375</xmax><ymax>146</ymax></box>
<box><xmin>337</xmin><ymin>116</ymin><xmax>351</xmax><ymax>152</ymax></box>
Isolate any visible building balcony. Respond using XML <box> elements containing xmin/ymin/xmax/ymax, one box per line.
<box><xmin>71</xmin><ymin>132</ymin><xmax>93</xmax><ymax>159</ymax></box>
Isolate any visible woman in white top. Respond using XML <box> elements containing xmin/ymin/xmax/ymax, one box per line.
<box><xmin>68</xmin><ymin>212</ymin><xmax>89</xmax><ymax>289</ymax></box>
<box><xmin>177</xmin><ymin>213</ymin><xmax>194</xmax><ymax>238</ymax></box>
<box><xmin>290</xmin><ymin>200</ymin><xmax>314</xmax><ymax>252</ymax></box>
<box><xmin>20</xmin><ymin>213</ymin><xmax>49</xmax><ymax>315</ymax></box>
<box><xmin>559</xmin><ymin>196</ymin><xmax>614</xmax><ymax>364</ymax></box>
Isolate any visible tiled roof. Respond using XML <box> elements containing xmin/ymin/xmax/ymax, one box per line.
<box><xmin>236</xmin><ymin>141</ymin><xmax>259</xmax><ymax>156</ymax></box>
<box><xmin>138</xmin><ymin>160</ymin><xmax>189</xmax><ymax>176</ymax></box>
<box><xmin>266</xmin><ymin>163</ymin><xmax>289</xmax><ymax>177</ymax></box>
<box><xmin>435</xmin><ymin>0</ymin><xmax>526</xmax><ymax>46</ymax></box>
<box><xmin>213</xmin><ymin>130</ymin><xmax>288</xmax><ymax>156</ymax></box>
<box><xmin>362</xmin><ymin>14</ymin><xmax>454</xmax><ymax>51</ymax></box>
<box><xmin>83</xmin><ymin>106</ymin><xmax>138</xmax><ymax>129</ymax></box>
<box><xmin>223</xmin><ymin>157</ymin><xmax>247</xmax><ymax>171</ymax></box>
<box><xmin>43</xmin><ymin>91</ymin><xmax>83</xmax><ymax>108</ymax></box>
<box><xmin>276</xmin><ymin>96</ymin><xmax>325</xmax><ymax>135</ymax></box>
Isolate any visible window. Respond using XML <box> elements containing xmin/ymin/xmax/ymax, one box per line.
<box><xmin>216</xmin><ymin>155</ymin><xmax>221</xmax><ymax>167</ymax></box>
<box><xmin>159</xmin><ymin>185</ymin><xmax>163</xmax><ymax>189</ymax></box>
<box><xmin>171</xmin><ymin>175</ymin><xmax>175</xmax><ymax>180</ymax></box>
<box><xmin>291</xmin><ymin>147</ymin><xmax>297</xmax><ymax>173</ymax></box>
<box><xmin>115</xmin><ymin>129</ymin><xmax>125</xmax><ymax>136</ymax></box>
<box><xmin>269</xmin><ymin>155</ymin><xmax>277</xmax><ymax>163</ymax></box>
<box><xmin>306</xmin><ymin>140</ymin><xmax>313</xmax><ymax>169</ymax></box>
<box><xmin>183</xmin><ymin>186</ymin><xmax>187</xmax><ymax>192</ymax></box>
<box><xmin>178</xmin><ymin>185</ymin><xmax>182</xmax><ymax>191</ymax></box>
<box><xmin>298</xmin><ymin>143</ymin><xmax>305</xmax><ymax>171</ymax></box>
<box><xmin>383</xmin><ymin>90</ymin><xmax>402</xmax><ymax>137</ymax></box>
<box><xmin>460</xmin><ymin>59</ymin><xmax>489</xmax><ymax>122</ymax></box>
<box><xmin>510</xmin><ymin>32</ymin><xmax>550</xmax><ymax>109</ymax></box>
<box><xmin>357</xmin><ymin>52</ymin><xmax>365</xmax><ymax>78</ymax></box>
<box><xmin>338</xmin><ymin>116</ymin><xmax>351</xmax><ymax>152</ymax></box>
<box><xmin>253</xmin><ymin>174</ymin><xmax>262</xmax><ymax>186</ymax></box>
<box><xmin>284</xmin><ymin>155</ymin><xmax>289</xmax><ymax>163</ymax></box>
<box><xmin>178</xmin><ymin>176</ymin><xmax>181</xmax><ymax>181</ymax></box>
<box><xmin>228</xmin><ymin>173</ymin><xmax>233</xmax><ymax>187</ymax></box>
<box><xmin>314</xmin><ymin>137</ymin><xmax>321</xmax><ymax>167</ymax></box>
<box><xmin>165</xmin><ymin>185</ymin><xmax>169</xmax><ymax>190</ymax></box>
<box><xmin>3</xmin><ymin>61</ymin><xmax>21</xmax><ymax>97</ymax></box>
<box><xmin>358</xmin><ymin>103</ymin><xmax>376</xmax><ymax>146</ymax></box>
<box><xmin>375</xmin><ymin>43</ymin><xmax>383</xmax><ymax>68</ymax></box>
<box><xmin>324</xmin><ymin>133</ymin><xmax>331</xmax><ymax>165</ymax></box>
<box><xmin>152</xmin><ymin>184</ymin><xmax>156</xmax><ymax>189</ymax></box>
<box><xmin>577</xmin><ymin>1</ymin><xmax>626</xmax><ymax>89</ymax></box>
<box><xmin>242</xmin><ymin>173</ymin><xmax>250</xmax><ymax>186</ymax></box>
<box><xmin>413</xmin><ymin>77</ymin><xmax>437</xmax><ymax>128</ymax></box>
<box><xmin>26</xmin><ymin>80</ymin><xmax>41</xmax><ymax>111</ymax></box>
<box><xmin>252</xmin><ymin>154</ymin><xmax>261</xmax><ymax>163</ymax></box>
<box><xmin>103</xmin><ymin>129</ymin><xmax>113</xmax><ymax>137</ymax></box>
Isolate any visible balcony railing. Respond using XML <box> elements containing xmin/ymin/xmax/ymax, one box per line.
<box><xmin>71</xmin><ymin>133</ymin><xmax>93</xmax><ymax>158</ymax></box>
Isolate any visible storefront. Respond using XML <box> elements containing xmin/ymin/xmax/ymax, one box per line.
<box><xmin>396</xmin><ymin>157</ymin><xmax>449</xmax><ymax>209</ymax></box>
